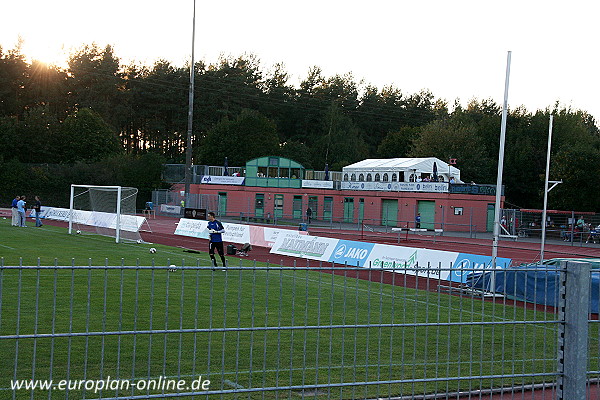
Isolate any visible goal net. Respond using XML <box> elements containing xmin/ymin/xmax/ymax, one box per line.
<box><xmin>69</xmin><ymin>185</ymin><xmax>144</xmax><ymax>243</ymax></box>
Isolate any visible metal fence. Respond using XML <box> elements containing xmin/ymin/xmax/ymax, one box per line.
<box><xmin>1</xmin><ymin>259</ymin><xmax>598</xmax><ymax>399</ymax></box>
<box><xmin>152</xmin><ymin>190</ymin><xmax>219</xmax><ymax>217</ymax></box>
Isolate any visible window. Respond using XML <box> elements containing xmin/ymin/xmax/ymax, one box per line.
<box><xmin>382</xmin><ymin>173</ymin><xmax>389</xmax><ymax>182</ymax></box>
<box><xmin>409</xmin><ymin>174</ymin><xmax>416</xmax><ymax>182</ymax></box>
<box><xmin>375</xmin><ymin>173</ymin><xmax>380</xmax><ymax>182</ymax></box>
<box><xmin>359</xmin><ymin>174</ymin><xmax>364</xmax><ymax>181</ymax></box>
<box><xmin>392</xmin><ymin>173</ymin><xmax>398</xmax><ymax>182</ymax></box>
<box><xmin>343</xmin><ymin>173</ymin><xmax>349</xmax><ymax>181</ymax></box>
<box><xmin>351</xmin><ymin>173</ymin><xmax>356</xmax><ymax>181</ymax></box>
<box><xmin>366</xmin><ymin>173</ymin><xmax>372</xmax><ymax>182</ymax></box>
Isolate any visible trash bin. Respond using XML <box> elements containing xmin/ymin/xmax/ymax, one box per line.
<box><xmin>299</xmin><ymin>223</ymin><xmax>308</xmax><ymax>231</ymax></box>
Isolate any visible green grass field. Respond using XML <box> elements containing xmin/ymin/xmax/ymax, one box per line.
<box><xmin>0</xmin><ymin>218</ymin><xmax>591</xmax><ymax>399</ymax></box>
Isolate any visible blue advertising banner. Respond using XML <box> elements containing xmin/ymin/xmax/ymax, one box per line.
<box><xmin>328</xmin><ymin>240</ymin><xmax>375</xmax><ymax>267</ymax></box>
<box><xmin>450</xmin><ymin>254</ymin><xmax>512</xmax><ymax>283</ymax></box>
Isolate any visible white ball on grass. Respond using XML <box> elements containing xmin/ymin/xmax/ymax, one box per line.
<box><xmin>149</xmin><ymin>247</ymin><xmax>157</xmax><ymax>254</ymax></box>
<box><xmin>76</xmin><ymin>230</ymin><xmax>81</xmax><ymax>234</ymax></box>
<box><xmin>169</xmin><ymin>264</ymin><xmax>177</xmax><ymax>272</ymax></box>
<box><xmin>136</xmin><ymin>239</ymin><xmax>143</xmax><ymax>244</ymax></box>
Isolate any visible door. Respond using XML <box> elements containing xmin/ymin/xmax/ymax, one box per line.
<box><xmin>293</xmin><ymin>195</ymin><xmax>303</xmax><ymax>219</ymax></box>
<box><xmin>343</xmin><ymin>197</ymin><xmax>354</xmax><ymax>223</ymax></box>
<box><xmin>417</xmin><ymin>200</ymin><xmax>435</xmax><ymax>230</ymax></box>
<box><xmin>323</xmin><ymin>197</ymin><xmax>333</xmax><ymax>221</ymax></box>
<box><xmin>274</xmin><ymin>194</ymin><xmax>284</xmax><ymax>218</ymax></box>
<box><xmin>308</xmin><ymin>196</ymin><xmax>318</xmax><ymax>220</ymax></box>
<box><xmin>255</xmin><ymin>194</ymin><xmax>264</xmax><ymax>218</ymax></box>
<box><xmin>358</xmin><ymin>198</ymin><xmax>365</xmax><ymax>223</ymax></box>
<box><xmin>487</xmin><ymin>204</ymin><xmax>495</xmax><ymax>232</ymax></box>
<box><xmin>218</xmin><ymin>192</ymin><xmax>227</xmax><ymax>216</ymax></box>
<box><xmin>381</xmin><ymin>199</ymin><xmax>398</xmax><ymax>227</ymax></box>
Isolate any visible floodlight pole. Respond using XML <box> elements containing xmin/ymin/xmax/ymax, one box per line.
<box><xmin>540</xmin><ymin>116</ymin><xmax>562</xmax><ymax>262</ymax></box>
<box><xmin>184</xmin><ymin>0</ymin><xmax>196</xmax><ymax>209</ymax></box>
<box><xmin>491</xmin><ymin>51</ymin><xmax>511</xmax><ymax>283</ymax></box>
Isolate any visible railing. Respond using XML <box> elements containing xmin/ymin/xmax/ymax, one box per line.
<box><xmin>2</xmin><ymin>260</ymin><xmax>597</xmax><ymax>399</ymax></box>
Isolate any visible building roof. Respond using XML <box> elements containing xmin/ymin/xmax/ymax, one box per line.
<box><xmin>342</xmin><ymin>157</ymin><xmax>462</xmax><ymax>182</ymax></box>
<box><xmin>343</xmin><ymin>157</ymin><xmax>448</xmax><ymax>172</ymax></box>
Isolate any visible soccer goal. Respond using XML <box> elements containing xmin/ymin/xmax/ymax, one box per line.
<box><xmin>68</xmin><ymin>185</ymin><xmax>145</xmax><ymax>243</ymax></box>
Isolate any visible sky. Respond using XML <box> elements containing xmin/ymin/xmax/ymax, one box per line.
<box><xmin>2</xmin><ymin>0</ymin><xmax>599</xmax><ymax>121</ymax></box>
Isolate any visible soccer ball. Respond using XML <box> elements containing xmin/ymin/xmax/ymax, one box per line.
<box><xmin>76</xmin><ymin>230</ymin><xmax>81</xmax><ymax>234</ymax></box>
<box><xmin>168</xmin><ymin>264</ymin><xmax>177</xmax><ymax>272</ymax></box>
<box><xmin>136</xmin><ymin>239</ymin><xmax>143</xmax><ymax>244</ymax></box>
<box><xmin>149</xmin><ymin>247</ymin><xmax>157</xmax><ymax>254</ymax></box>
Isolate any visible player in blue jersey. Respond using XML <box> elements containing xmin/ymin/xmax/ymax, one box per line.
<box><xmin>207</xmin><ymin>211</ymin><xmax>227</xmax><ymax>269</ymax></box>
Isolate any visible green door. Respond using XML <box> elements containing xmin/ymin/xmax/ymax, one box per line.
<box><xmin>218</xmin><ymin>192</ymin><xmax>227</xmax><ymax>216</ymax></box>
<box><xmin>293</xmin><ymin>195</ymin><xmax>303</xmax><ymax>219</ymax></box>
<box><xmin>308</xmin><ymin>196</ymin><xmax>318</xmax><ymax>220</ymax></box>
<box><xmin>487</xmin><ymin>204</ymin><xmax>495</xmax><ymax>232</ymax></box>
<box><xmin>358</xmin><ymin>198</ymin><xmax>365</xmax><ymax>223</ymax></box>
<box><xmin>417</xmin><ymin>200</ymin><xmax>435</xmax><ymax>230</ymax></box>
<box><xmin>381</xmin><ymin>199</ymin><xmax>398</xmax><ymax>227</ymax></box>
<box><xmin>255</xmin><ymin>194</ymin><xmax>264</xmax><ymax>218</ymax></box>
<box><xmin>274</xmin><ymin>194</ymin><xmax>284</xmax><ymax>218</ymax></box>
<box><xmin>323</xmin><ymin>197</ymin><xmax>333</xmax><ymax>221</ymax></box>
<box><xmin>343</xmin><ymin>197</ymin><xmax>354</xmax><ymax>223</ymax></box>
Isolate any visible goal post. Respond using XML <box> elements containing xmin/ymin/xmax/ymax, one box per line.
<box><xmin>69</xmin><ymin>185</ymin><xmax>144</xmax><ymax>243</ymax></box>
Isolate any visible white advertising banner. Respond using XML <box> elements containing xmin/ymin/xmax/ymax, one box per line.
<box><xmin>301</xmin><ymin>180</ymin><xmax>334</xmax><ymax>189</ymax></box>
<box><xmin>174</xmin><ymin>219</ymin><xmax>251</xmax><ymax>243</ymax></box>
<box><xmin>160</xmin><ymin>204</ymin><xmax>181</xmax><ymax>214</ymax></box>
<box><xmin>43</xmin><ymin>207</ymin><xmax>145</xmax><ymax>232</ymax></box>
<box><xmin>365</xmin><ymin>244</ymin><xmax>458</xmax><ymax>280</ymax></box>
<box><xmin>200</xmin><ymin>175</ymin><xmax>245</xmax><ymax>185</ymax></box>
<box><xmin>269</xmin><ymin>233</ymin><xmax>338</xmax><ymax>261</ymax></box>
<box><xmin>341</xmin><ymin>181</ymin><xmax>448</xmax><ymax>193</ymax></box>
<box><xmin>174</xmin><ymin>219</ymin><xmax>307</xmax><ymax>247</ymax></box>
<box><xmin>255</xmin><ymin>227</ymin><xmax>308</xmax><ymax>247</ymax></box>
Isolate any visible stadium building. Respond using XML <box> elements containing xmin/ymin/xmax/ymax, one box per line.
<box><xmin>167</xmin><ymin>156</ymin><xmax>503</xmax><ymax>233</ymax></box>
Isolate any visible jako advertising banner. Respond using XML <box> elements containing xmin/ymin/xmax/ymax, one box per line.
<box><xmin>270</xmin><ymin>233</ymin><xmax>511</xmax><ymax>283</ymax></box>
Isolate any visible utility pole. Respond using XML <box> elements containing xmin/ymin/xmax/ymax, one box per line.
<box><xmin>184</xmin><ymin>0</ymin><xmax>196</xmax><ymax>207</ymax></box>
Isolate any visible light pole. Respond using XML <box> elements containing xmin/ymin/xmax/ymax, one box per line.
<box><xmin>184</xmin><ymin>0</ymin><xmax>196</xmax><ymax>208</ymax></box>
<box><xmin>491</xmin><ymin>51</ymin><xmax>511</xmax><ymax>272</ymax></box>
<box><xmin>540</xmin><ymin>115</ymin><xmax>562</xmax><ymax>262</ymax></box>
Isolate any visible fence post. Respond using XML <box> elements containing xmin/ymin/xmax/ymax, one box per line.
<box><xmin>556</xmin><ymin>260</ymin><xmax>590</xmax><ymax>400</ymax></box>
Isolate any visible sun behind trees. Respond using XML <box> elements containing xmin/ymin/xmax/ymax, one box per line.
<box><xmin>0</xmin><ymin>43</ymin><xmax>599</xmax><ymax>211</ymax></box>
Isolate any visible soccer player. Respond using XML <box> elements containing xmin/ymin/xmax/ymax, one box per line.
<box><xmin>207</xmin><ymin>211</ymin><xmax>227</xmax><ymax>269</ymax></box>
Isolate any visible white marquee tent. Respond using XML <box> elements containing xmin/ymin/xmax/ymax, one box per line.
<box><xmin>342</xmin><ymin>157</ymin><xmax>462</xmax><ymax>183</ymax></box>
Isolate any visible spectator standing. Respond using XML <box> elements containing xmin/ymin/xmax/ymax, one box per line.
<box><xmin>33</xmin><ymin>196</ymin><xmax>43</xmax><ymax>227</ymax></box>
<box><xmin>17</xmin><ymin>196</ymin><xmax>27</xmax><ymax>227</ymax></box>
<box><xmin>11</xmin><ymin>196</ymin><xmax>20</xmax><ymax>226</ymax></box>
<box><xmin>415</xmin><ymin>213</ymin><xmax>421</xmax><ymax>229</ymax></box>
<box><xmin>207</xmin><ymin>211</ymin><xmax>227</xmax><ymax>269</ymax></box>
<box><xmin>306</xmin><ymin>207</ymin><xmax>313</xmax><ymax>224</ymax></box>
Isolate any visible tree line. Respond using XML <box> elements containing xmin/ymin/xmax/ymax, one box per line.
<box><xmin>1</xmin><ymin>42</ymin><xmax>599</xmax><ymax>211</ymax></box>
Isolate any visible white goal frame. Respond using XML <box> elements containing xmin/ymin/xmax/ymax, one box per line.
<box><xmin>68</xmin><ymin>184</ymin><xmax>130</xmax><ymax>243</ymax></box>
